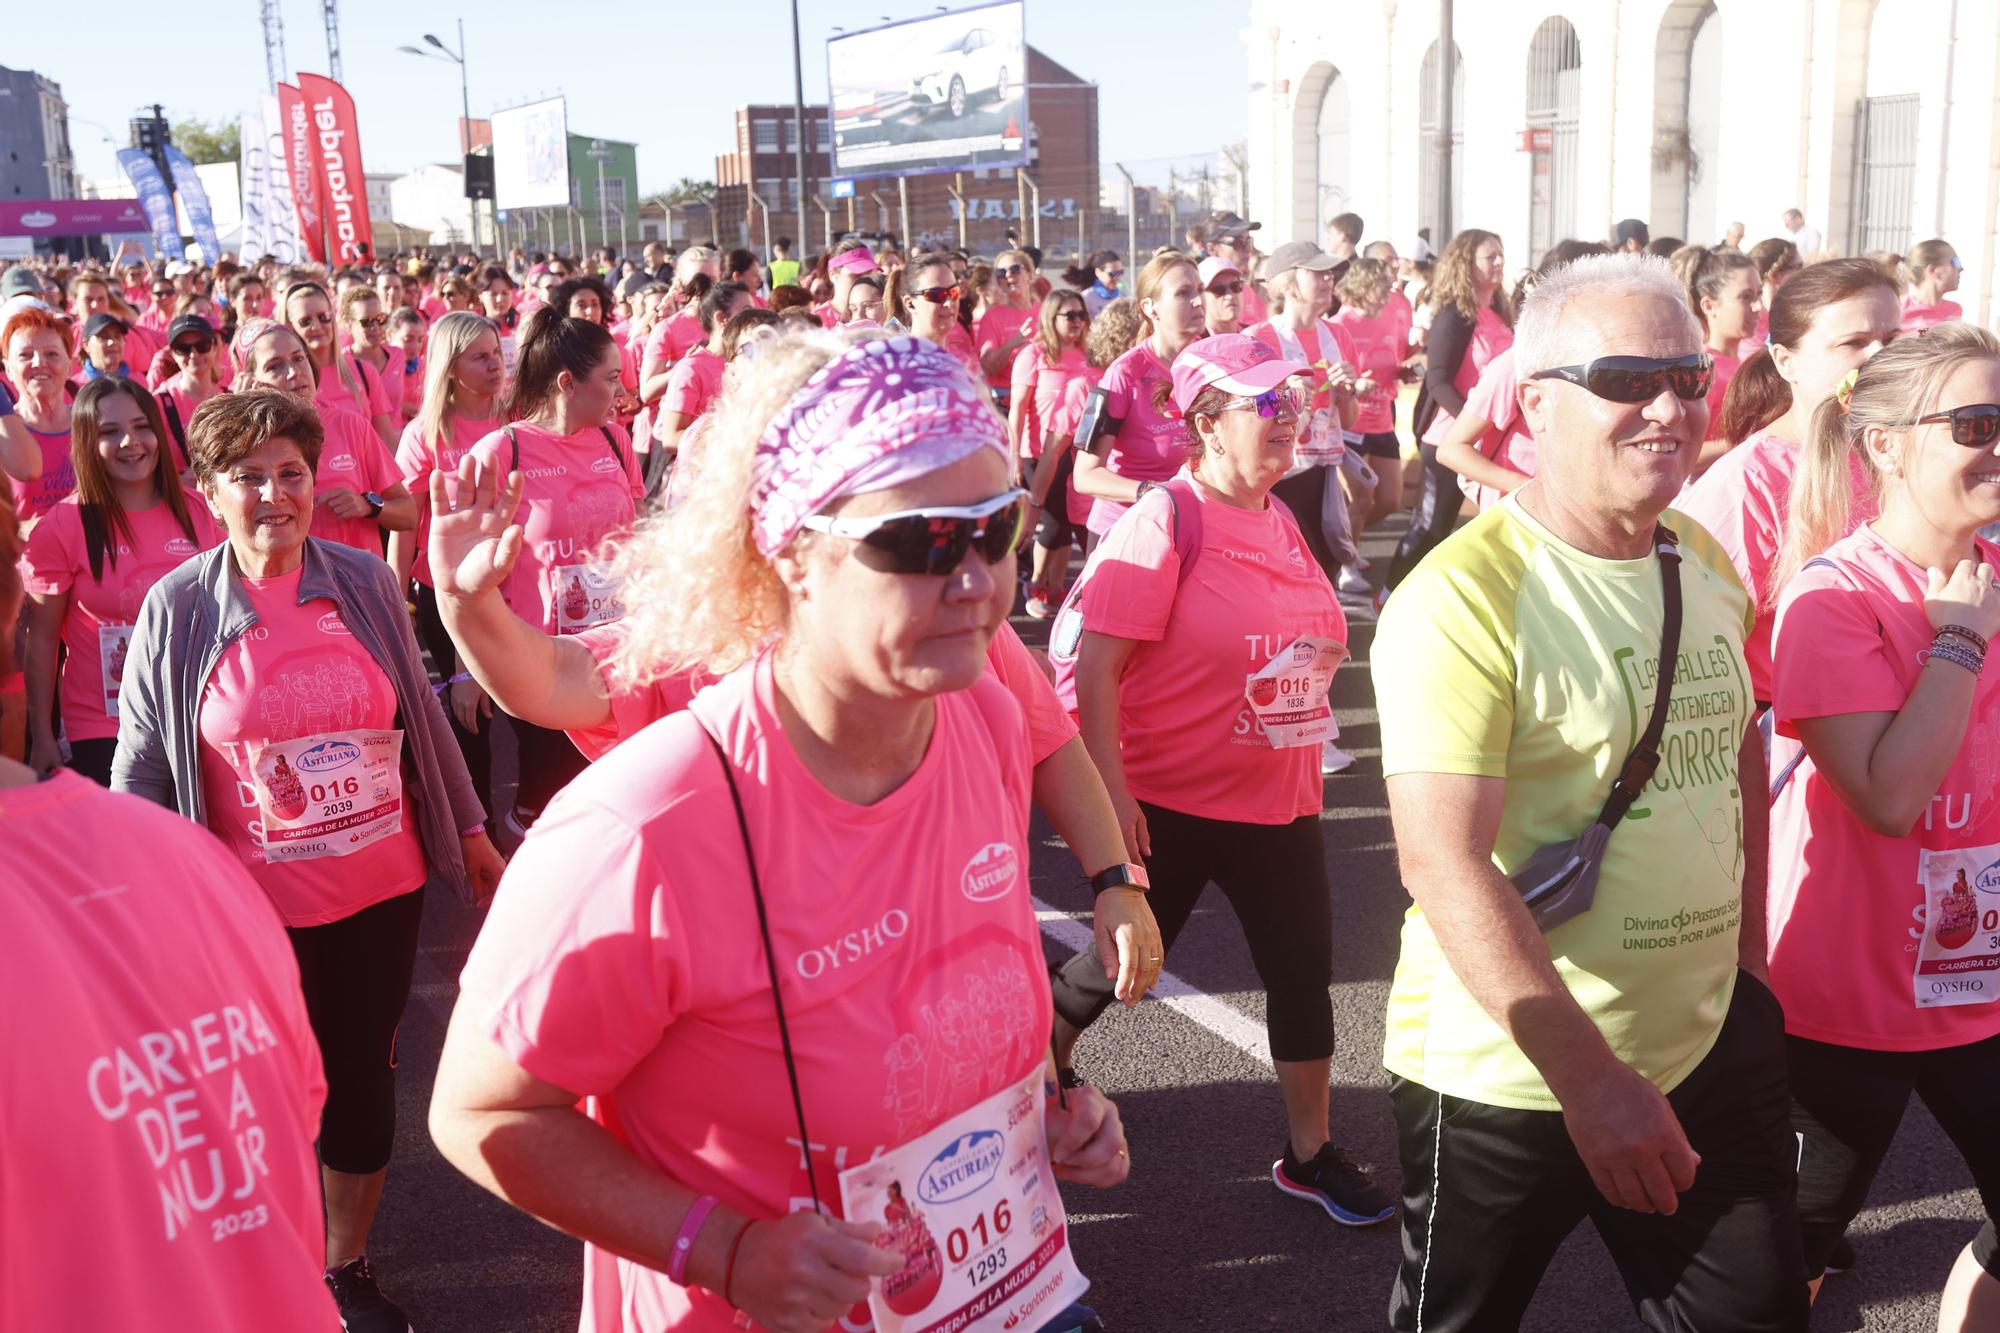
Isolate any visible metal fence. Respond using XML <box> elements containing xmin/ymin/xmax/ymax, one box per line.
<box><xmin>1418</xmin><ymin>41</ymin><xmax>1466</xmax><ymax>244</ymax></box>
<box><xmin>1525</xmin><ymin>18</ymin><xmax>1582</xmax><ymax>265</ymax></box>
<box><xmin>1852</xmin><ymin>93</ymin><xmax>1919</xmax><ymax>255</ymax></box>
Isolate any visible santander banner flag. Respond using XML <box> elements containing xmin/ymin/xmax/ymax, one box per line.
<box><xmin>297</xmin><ymin>73</ymin><xmax>375</xmax><ymax>263</ymax></box>
<box><xmin>276</xmin><ymin>82</ymin><xmax>328</xmax><ymax>263</ymax></box>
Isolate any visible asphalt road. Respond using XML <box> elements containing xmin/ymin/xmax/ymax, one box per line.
<box><xmin>366</xmin><ymin>523</ymin><xmax>1986</xmax><ymax>1333</ymax></box>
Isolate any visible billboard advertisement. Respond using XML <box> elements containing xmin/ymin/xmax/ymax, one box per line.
<box><xmin>827</xmin><ymin>1</ymin><xmax>1027</xmax><ymax>179</ymax></box>
<box><xmin>491</xmin><ymin>98</ymin><xmax>571</xmax><ymax>211</ymax></box>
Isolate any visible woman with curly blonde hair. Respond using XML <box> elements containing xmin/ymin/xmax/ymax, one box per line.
<box><xmin>428</xmin><ymin>331</ymin><xmax>1139</xmax><ymax>1333</ymax></box>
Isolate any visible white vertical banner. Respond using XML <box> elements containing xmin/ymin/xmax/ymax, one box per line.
<box><xmin>250</xmin><ymin>94</ymin><xmax>302</xmax><ymax>264</ymax></box>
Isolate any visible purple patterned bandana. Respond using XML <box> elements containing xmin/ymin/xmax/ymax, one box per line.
<box><xmin>750</xmin><ymin>335</ymin><xmax>1009</xmax><ymax>555</ymax></box>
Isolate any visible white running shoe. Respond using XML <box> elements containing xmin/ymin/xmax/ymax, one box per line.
<box><xmin>1321</xmin><ymin>742</ymin><xmax>1356</xmax><ymax>775</ymax></box>
<box><xmin>1337</xmin><ymin>567</ymin><xmax>1373</xmax><ymax>596</ymax></box>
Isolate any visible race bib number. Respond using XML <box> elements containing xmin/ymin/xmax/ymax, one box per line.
<box><xmin>247</xmin><ymin>729</ymin><xmax>405</xmax><ymax>864</ymax></box>
<box><xmin>1915</xmin><ymin>846</ymin><xmax>2000</xmax><ymax>1008</ymax></box>
<box><xmin>840</xmin><ymin>1068</ymin><xmax>1087</xmax><ymax>1333</ymax></box>
<box><xmin>1294</xmin><ymin>407</ymin><xmax>1344</xmax><ymax>467</ymax></box>
<box><xmin>99</xmin><ymin>622</ymin><xmax>133</xmax><ymax>718</ymax></box>
<box><xmin>552</xmin><ymin>560</ymin><xmax>625</xmax><ymax>635</ymax></box>
<box><xmin>1245</xmin><ymin>635</ymin><xmax>1349</xmax><ymax>749</ymax></box>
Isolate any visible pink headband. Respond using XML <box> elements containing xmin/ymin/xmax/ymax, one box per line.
<box><xmin>231</xmin><ymin>316</ymin><xmax>291</xmax><ymax>366</ymax></box>
<box><xmin>750</xmin><ymin>336</ymin><xmax>1008</xmax><ymax>556</ymax></box>
<box><xmin>830</xmin><ymin>248</ymin><xmax>881</xmax><ymax>276</ymax></box>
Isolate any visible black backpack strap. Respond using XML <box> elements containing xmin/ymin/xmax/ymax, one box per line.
<box><xmin>1597</xmin><ymin>525</ymin><xmax>1683</xmax><ymax>830</ymax></box>
<box><xmin>504</xmin><ymin>424</ymin><xmax>520</xmax><ymax>474</ymax></box>
<box><xmin>157</xmin><ymin>392</ymin><xmax>188</xmax><ymax>467</ymax></box>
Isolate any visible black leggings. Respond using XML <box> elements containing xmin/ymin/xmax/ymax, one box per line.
<box><xmin>412</xmin><ymin>581</ymin><xmax>494</xmax><ymax>829</ymax></box>
<box><xmin>1050</xmin><ymin>801</ymin><xmax>1334</xmax><ymax>1063</ymax></box>
<box><xmin>1789</xmin><ymin>1029</ymin><xmax>2000</xmax><ymax>1280</ymax></box>
<box><xmin>66</xmin><ymin>737</ymin><xmax>117</xmax><ymax>787</ymax></box>
<box><xmin>288</xmin><ymin>887</ymin><xmax>425</xmax><ymax>1175</ymax></box>
<box><xmin>1385</xmin><ymin>442</ymin><xmax>1464</xmax><ymax>590</ymax></box>
<box><xmin>513</xmin><ymin>712</ymin><xmax>590</xmax><ymax>815</ymax></box>
<box><xmin>1032</xmin><ymin>449</ymin><xmax>1077</xmax><ymax>552</ymax></box>
<box><xmin>1269</xmin><ymin>467</ymin><xmax>1342</xmax><ymax>587</ymax></box>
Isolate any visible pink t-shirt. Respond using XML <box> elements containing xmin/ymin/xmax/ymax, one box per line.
<box><xmin>1247</xmin><ymin>317</ymin><xmax>1361</xmax><ymax>449</ymax></box>
<box><xmin>975</xmin><ymin>305</ymin><xmax>1036</xmax><ymax>390</ymax></box>
<box><xmin>1331</xmin><ymin>306</ymin><xmax>1405</xmax><ymax>434</ymax></box>
<box><xmin>1769</xmin><ymin>525</ymin><xmax>2000</xmax><ymax>1051</ymax></box>
<box><xmin>0</xmin><ymin>771</ymin><xmax>334</xmax><ymax>1333</ymax></box>
<box><xmin>157</xmin><ymin>381</ymin><xmax>223</xmax><ymax>469</ymax></box>
<box><xmin>661</xmin><ymin>310</ymin><xmax>705</xmax><ymax>365</ymax></box>
<box><xmin>313</xmin><ymin>354</ymin><xmax>395</xmax><ymax>425</ymax></box>
<box><xmin>396</xmin><ymin>412</ymin><xmax>500</xmax><ymax>588</ymax></box>
<box><xmin>1011</xmin><ymin>344</ymin><xmax>1092</xmax><ymax>459</ymax></box>
<box><xmin>1706</xmin><ymin>349</ymin><xmax>1742</xmax><ymax>432</ymax></box>
<box><xmin>456</xmin><ymin>654</ymin><xmax>1045</xmax><ymax>1333</ymax></box>
<box><xmin>310</xmin><ymin>406</ymin><xmax>403</xmax><ymax>556</ymax></box>
<box><xmin>11</xmin><ymin>424</ymin><xmax>76</xmax><ymax>525</ymax></box>
<box><xmin>1677</xmin><ymin>431</ymin><xmax>1803</xmax><ymax>701</ymax></box>
<box><xmin>144</xmin><ymin>343</ymin><xmax>178</xmax><ymax>390</ymax></box>
<box><xmin>21</xmin><ymin>495</ymin><xmax>221</xmax><ymax>741</ymax></box>
<box><xmin>196</xmin><ymin>566</ymin><xmax>429</xmax><ymax>926</ymax></box>
<box><xmin>942</xmin><ymin>323</ymin><xmax>982</xmax><ymax>381</ymax></box>
<box><xmin>566</xmin><ymin>620</ymin><xmax>1076</xmax><ymax>770</ymax></box>
<box><xmin>1239</xmin><ymin>284</ymin><xmax>1270</xmax><ymax>327</ymax></box>
<box><xmin>1900</xmin><ymin>297</ymin><xmax>1964</xmax><ymax>334</ymax></box>
<box><xmin>1069</xmin><ymin>477</ymin><xmax>1345</xmax><ymax>823</ymax></box>
<box><xmin>661</xmin><ymin>346</ymin><xmax>725</xmax><ymax>423</ymax></box>
<box><xmin>356</xmin><ymin>352</ymin><xmax>405</xmax><ymax>422</ymax></box>
<box><xmin>1421</xmin><ymin>306</ymin><xmax>1515</xmax><ymax>446</ymax></box>
<box><xmin>1092</xmin><ymin>344</ymin><xmax>1192</xmax><ymax>537</ymax></box>
<box><xmin>465</xmin><ymin>422</ymin><xmax>644</xmax><ymax>635</ymax></box>
<box><xmin>1455</xmin><ymin>349</ymin><xmax>1534</xmax><ymax>511</ymax></box>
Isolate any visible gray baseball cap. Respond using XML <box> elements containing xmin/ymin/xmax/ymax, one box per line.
<box><xmin>1266</xmin><ymin>241</ymin><xmax>1340</xmax><ymax>278</ymax></box>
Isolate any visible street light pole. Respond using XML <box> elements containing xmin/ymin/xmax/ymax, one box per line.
<box><xmin>790</xmin><ymin>0</ymin><xmax>809</xmax><ymax>254</ymax></box>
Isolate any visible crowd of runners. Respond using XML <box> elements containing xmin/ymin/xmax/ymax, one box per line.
<box><xmin>4</xmin><ymin>201</ymin><xmax>2000</xmax><ymax>1333</ymax></box>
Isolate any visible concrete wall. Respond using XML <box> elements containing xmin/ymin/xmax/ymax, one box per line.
<box><xmin>1248</xmin><ymin>0</ymin><xmax>2000</xmax><ymax>322</ymax></box>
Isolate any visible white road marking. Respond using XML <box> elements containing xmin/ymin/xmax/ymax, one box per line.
<box><xmin>1034</xmin><ymin>896</ymin><xmax>1273</xmax><ymax>1071</ymax></box>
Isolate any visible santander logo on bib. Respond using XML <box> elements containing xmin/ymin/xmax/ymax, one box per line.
<box><xmin>961</xmin><ymin>842</ymin><xmax>1019</xmax><ymax>902</ymax></box>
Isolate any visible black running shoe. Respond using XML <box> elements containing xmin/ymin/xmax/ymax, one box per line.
<box><xmin>325</xmin><ymin>1257</ymin><xmax>414</xmax><ymax>1333</ymax></box>
<box><xmin>1824</xmin><ymin>1232</ymin><xmax>1858</xmax><ymax>1275</ymax></box>
<box><xmin>1272</xmin><ymin>1143</ymin><xmax>1396</xmax><ymax>1226</ymax></box>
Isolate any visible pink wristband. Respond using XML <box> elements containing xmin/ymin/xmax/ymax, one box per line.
<box><xmin>668</xmin><ymin>1194</ymin><xmax>720</xmax><ymax>1286</ymax></box>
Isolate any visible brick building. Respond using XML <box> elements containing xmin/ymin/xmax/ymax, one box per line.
<box><xmin>715</xmin><ymin>45</ymin><xmax>1098</xmax><ymax>263</ymax></box>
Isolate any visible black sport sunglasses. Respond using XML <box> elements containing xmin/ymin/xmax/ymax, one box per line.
<box><xmin>800</xmin><ymin>489</ymin><xmax>1028</xmax><ymax>575</ymax></box>
<box><xmin>1901</xmin><ymin>403</ymin><xmax>2000</xmax><ymax>448</ymax></box>
<box><xmin>1528</xmin><ymin>353</ymin><xmax>1714</xmax><ymax>404</ymax></box>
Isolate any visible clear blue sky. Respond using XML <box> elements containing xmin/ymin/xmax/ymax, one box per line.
<box><xmin>17</xmin><ymin>0</ymin><xmax>1249</xmax><ymax>197</ymax></box>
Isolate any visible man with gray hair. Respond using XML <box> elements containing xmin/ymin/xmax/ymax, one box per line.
<box><xmin>1372</xmin><ymin>253</ymin><xmax>1807</xmax><ymax>1331</ymax></box>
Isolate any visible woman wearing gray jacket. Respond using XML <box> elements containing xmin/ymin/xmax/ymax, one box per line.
<box><xmin>113</xmin><ymin>388</ymin><xmax>504</xmax><ymax>1332</ymax></box>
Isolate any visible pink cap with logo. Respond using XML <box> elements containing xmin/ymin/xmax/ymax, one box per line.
<box><xmin>829</xmin><ymin>247</ymin><xmax>882</xmax><ymax>276</ymax></box>
<box><xmin>1169</xmin><ymin>334</ymin><xmax>1306</xmax><ymax>415</ymax></box>
<box><xmin>1196</xmin><ymin>256</ymin><xmax>1242</xmax><ymax>290</ymax></box>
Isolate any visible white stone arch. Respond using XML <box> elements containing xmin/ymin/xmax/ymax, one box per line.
<box><xmin>1291</xmin><ymin>61</ymin><xmax>1350</xmax><ymax>240</ymax></box>
<box><xmin>1650</xmin><ymin>0</ymin><xmax>1720</xmax><ymax>240</ymax></box>
<box><xmin>1524</xmin><ymin>16</ymin><xmax>1583</xmax><ymax>263</ymax></box>
<box><xmin>1417</xmin><ymin>39</ymin><xmax>1467</xmax><ymax>243</ymax></box>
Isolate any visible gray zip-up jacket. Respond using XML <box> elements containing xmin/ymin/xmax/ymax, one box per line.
<box><xmin>112</xmin><ymin>537</ymin><xmax>484</xmax><ymax>904</ymax></box>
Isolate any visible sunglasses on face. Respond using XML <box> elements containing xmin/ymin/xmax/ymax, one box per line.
<box><xmin>1528</xmin><ymin>353</ymin><xmax>1714</xmax><ymax>403</ymax></box>
<box><xmin>1904</xmin><ymin>403</ymin><xmax>2000</xmax><ymax>448</ymax></box>
<box><xmin>296</xmin><ymin>312</ymin><xmax>333</xmax><ymax>327</ymax></box>
<box><xmin>152</xmin><ymin>288</ymin><xmax>174</xmax><ymax>300</ymax></box>
<box><xmin>1208</xmin><ymin>281</ymin><xmax>1245</xmax><ymax>296</ymax></box>
<box><xmin>172</xmin><ymin>340</ymin><xmax>213</xmax><ymax>356</ymax></box>
<box><xmin>1220</xmin><ymin>386</ymin><xmax>1305</xmax><ymax>418</ymax></box>
<box><xmin>800</xmin><ymin>488</ymin><xmax>1029</xmax><ymax>576</ymax></box>
<box><xmin>357</xmin><ymin>316</ymin><xmax>387</xmax><ymax>330</ymax></box>
<box><xmin>995</xmin><ymin>266</ymin><xmax>1027</xmax><ymax>278</ymax></box>
<box><xmin>1058</xmin><ymin>310</ymin><xmax>1089</xmax><ymax>324</ymax></box>
<box><xmin>915</xmin><ymin>285</ymin><xmax>962</xmax><ymax>305</ymax></box>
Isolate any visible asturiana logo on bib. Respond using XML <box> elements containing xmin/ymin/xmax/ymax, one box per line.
<box><xmin>1976</xmin><ymin>857</ymin><xmax>2000</xmax><ymax>896</ymax></box>
<box><xmin>916</xmin><ymin>1128</ymin><xmax>1004</xmax><ymax>1204</ymax></box>
<box><xmin>961</xmin><ymin>842</ymin><xmax>1019</xmax><ymax>902</ymax></box>
<box><xmin>317</xmin><ymin>612</ymin><xmax>351</xmax><ymax>635</ymax></box>
<box><xmin>296</xmin><ymin>739</ymin><xmax>360</xmax><ymax>773</ymax></box>
<box><xmin>590</xmin><ymin>455</ymin><xmax>623</xmax><ymax>474</ymax></box>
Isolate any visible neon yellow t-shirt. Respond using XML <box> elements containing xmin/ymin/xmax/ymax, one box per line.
<box><xmin>1373</xmin><ymin>495</ymin><xmax>1755</xmax><ymax>1110</ymax></box>
<box><xmin>768</xmin><ymin>258</ymin><xmax>801</xmax><ymax>289</ymax></box>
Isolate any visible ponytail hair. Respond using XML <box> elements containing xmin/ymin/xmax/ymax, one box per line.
<box><xmin>1715</xmin><ymin>257</ymin><xmax>1899</xmax><ymax>446</ymax></box>
<box><xmin>507</xmin><ymin>307</ymin><xmax>617</xmax><ymax>422</ymax></box>
<box><xmin>1773</xmin><ymin>321</ymin><xmax>2000</xmax><ymax>607</ymax></box>
<box><xmin>1062</xmin><ymin>249</ymin><xmax>1120</xmax><ymax>290</ymax></box>
<box><xmin>1686</xmin><ymin>248</ymin><xmax>1757</xmax><ymax>334</ymax></box>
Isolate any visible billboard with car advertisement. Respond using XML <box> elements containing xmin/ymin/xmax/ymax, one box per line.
<box><xmin>827</xmin><ymin>1</ymin><xmax>1028</xmax><ymax>178</ymax></box>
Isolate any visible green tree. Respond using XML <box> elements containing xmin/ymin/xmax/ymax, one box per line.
<box><xmin>644</xmin><ymin>177</ymin><xmax>716</xmax><ymax>210</ymax></box>
<box><xmin>170</xmin><ymin>118</ymin><xmax>240</xmax><ymax>165</ymax></box>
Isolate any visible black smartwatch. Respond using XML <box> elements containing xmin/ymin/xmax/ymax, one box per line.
<box><xmin>363</xmin><ymin>490</ymin><xmax>385</xmax><ymax>518</ymax></box>
<box><xmin>1089</xmin><ymin>863</ymin><xmax>1150</xmax><ymax>895</ymax></box>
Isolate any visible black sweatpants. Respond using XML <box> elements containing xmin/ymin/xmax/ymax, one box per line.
<box><xmin>1789</xmin><ymin>1028</ymin><xmax>2000</xmax><ymax>1280</ymax></box>
<box><xmin>1384</xmin><ymin>442</ymin><xmax>1464</xmax><ymax>591</ymax></box>
<box><xmin>1050</xmin><ymin>801</ymin><xmax>1334</xmax><ymax>1063</ymax></box>
<box><xmin>1270</xmin><ymin>467</ymin><xmax>1342</xmax><ymax>588</ymax></box>
<box><xmin>1387</xmin><ymin>972</ymin><xmax>1808</xmax><ymax>1332</ymax></box>
<box><xmin>288</xmin><ymin>887</ymin><xmax>426</xmax><ymax>1175</ymax></box>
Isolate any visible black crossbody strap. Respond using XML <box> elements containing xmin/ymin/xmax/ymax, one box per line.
<box><xmin>1596</xmin><ymin>525</ymin><xmax>1683</xmax><ymax>830</ymax></box>
<box><xmin>698</xmin><ymin>721</ymin><xmax>823</xmax><ymax>1214</ymax></box>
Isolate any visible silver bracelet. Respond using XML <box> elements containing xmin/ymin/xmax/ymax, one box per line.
<box><xmin>1928</xmin><ymin>640</ymin><xmax>1985</xmax><ymax>676</ymax></box>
